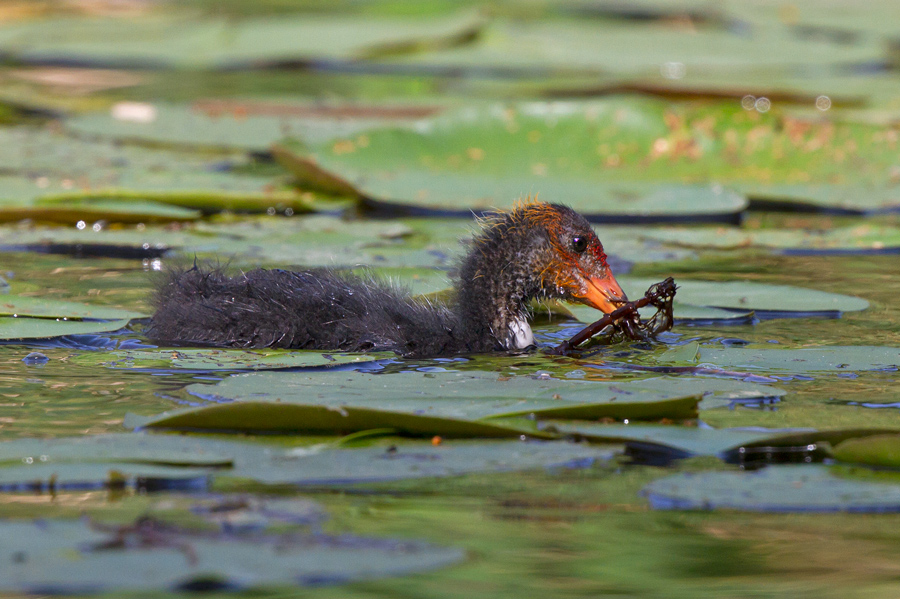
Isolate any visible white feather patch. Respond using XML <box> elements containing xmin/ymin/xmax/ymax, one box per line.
<box><xmin>507</xmin><ymin>317</ymin><xmax>535</xmax><ymax>349</ymax></box>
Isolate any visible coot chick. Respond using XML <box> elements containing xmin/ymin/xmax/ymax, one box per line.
<box><xmin>147</xmin><ymin>202</ymin><xmax>627</xmax><ymax>357</ymax></box>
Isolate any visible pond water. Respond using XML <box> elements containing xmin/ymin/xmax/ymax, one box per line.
<box><xmin>2</xmin><ymin>224</ymin><xmax>899</xmax><ymax>597</ymax></box>
<box><xmin>3</xmin><ymin>0</ymin><xmax>900</xmax><ymax>593</ymax></box>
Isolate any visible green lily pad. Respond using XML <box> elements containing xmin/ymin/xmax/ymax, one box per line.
<box><xmin>0</xmin><ymin>433</ymin><xmax>234</xmax><ymax>467</ymax></box>
<box><xmin>618</xmin><ymin>277</ymin><xmax>869</xmax><ymax>316</ymax></box>
<box><xmin>223</xmin><ymin>440</ymin><xmax>620</xmax><ymax>487</ymax></box>
<box><xmin>741</xmin><ymin>184</ymin><xmax>900</xmax><ymax>215</ymax></box>
<box><xmin>565</xmin><ymin>302</ymin><xmax>755</xmax><ymax>325</ymax></box>
<box><xmin>66</xmin><ymin>102</ymin><xmax>443</xmax><ymax>154</ymax></box>
<box><xmin>0</xmin><ymin>518</ymin><xmax>464</xmax><ymax>593</ymax></box>
<box><xmin>0</xmin><ymin>433</ymin><xmax>618</xmax><ymax>491</ymax></box>
<box><xmin>0</xmin><ymin>317</ymin><xmax>131</xmax><ymax>340</ymax></box>
<box><xmin>694</xmin><ymin>346</ymin><xmax>900</xmax><ymax>374</ymax></box>
<box><xmin>355</xmin><ymin>175</ymin><xmax>746</xmax><ymax>223</ymax></box>
<box><xmin>833</xmin><ymin>435</ymin><xmax>900</xmax><ymax>468</ymax></box>
<box><xmin>0</xmin><ymin>295</ymin><xmax>145</xmax><ymax>320</ymax></box>
<box><xmin>637</xmin><ymin>224</ymin><xmax>900</xmax><ymax>253</ymax></box>
<box><xmin>0</xmin><ymin>201</ymin><xmax>201</xmax><ymax>225</ymax></box>
<box><xmin>643</xmin><ymin>465</ymin><xmax>900</xmax><ymax>512</ymax></box>
<box><xmin>126</xmin><ymin>370</ymin><xmax>708</xmax><ymax>436</ymax></box>
<box><xmin>34</xmin><ymin>190</ymin><xmax>313</xmax><ymax>218</ymax></box>
<box><xmin>390</xmin><ymin>18</ymin><xmax>881</xmax><ymax>74</ymax></box>
<box><xmin>1</xmin><ymin>12</ymin><xmax>482</xmax><ymax>71</ymax></box>
<box><xmin>275</xmin><ymin>102</ymin><xmax>748</xmax><ymax>221</ymax></box>
<box><xmin>546</xmin><ymin>424</ymin><xmax>896</xmax><ymax>461</ymax></box>
<box><xmin>0</xmin><ymin>124</ymin><xmax>311</xmax><ymax>218</ymax></box>
<box><xmin>74</xmin><ymin>348</ymin><xmax>381</xmax><ymax>370</ymax></box>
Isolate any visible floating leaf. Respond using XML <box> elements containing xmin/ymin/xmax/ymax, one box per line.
<box><xmin>223</xmin><ymin>440</ymin><xmax>620</xmax><ymax>487</ymax></box>
<box><xmin>126</xmin><ymin>370</ymin><xmax>707</xmax><ymax>436</ymax></box>
<box><xmin>833</xmin><ymin>435</ymin><xmax>900</xmax><ymax>468</ymax></box>
<box><xmin>694</xmin><ymin>346</ymin><xmax>900</xmax><ymax>374</ymax></box>
<box><xmin>0</xmin><ymin>518</ymin><xmax>463</xmax><ymax>593</ymax></box>
<box><xmin>742</xmin><ymin>184</ymin><xmax>900</xmax><ymax>215</ymax></box>
<box><xmin>276</xmin><ymin>112</ymin><xmax>748</xmax><ymax>221</ymax></box>
<box><xmin>74</xmin><ymin>348</ymin><xmax>381</xmax><ymax>371</ymax></box>
<box><xmin>0</xmin><ymin>434</ymin><xmax>618</xmax><ymax>490</ymax></box>
<box><xmin>637</xmin><ymin>224</ymin><xmax>900</xmax><ymax>253</ymax></box>
<box><xmin>0</xmin><ymin>201</ymin><xmax>201</xmax><ymax>225</ymax></box>
<box><xmin>35</xmin><ymin>190</ymin><xmax>313</xmax><ymax>217</ymax></box>
<box><xmin>618</xmin><ymin>277</ymin><xmax>869</xmax><ymax>316</ymax></box>
<box><xmin>0</xmin><ymin>317</ymin><xmax>130</xmax><ymax>340</ymax></box>
<box><xmin>643</xmin><ymin>465</ymin><xmax>900</xmax><ymax>512</ymax></box>
<box><xmin>546</xmin><ymin>424</ymin><xmax>895</xmax><ymax>461</ymax></box>
<box><xmin>66</xmin><ymin>102</ymin><xmax>444</xmax><ymax>153</ymax></box>
<box><xmin>0</xmin><ymin>433</ymin><xmax>234</xmax><ymax>467</ymax></box>
<box><xmin>565</xmin><ymin>302</ymin><xmax>754</xmax><ymax>325</ymax></box>
<box><xmin>391</xmin><ymin>18</ymin><xmax>881</xmax><ymax>75</ymax></box>
<box><xmin>0</xmin><ymin>295</ymin><xmax>145</xmax><ymax>320</ymax></box>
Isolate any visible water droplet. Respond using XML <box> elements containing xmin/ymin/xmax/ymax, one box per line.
<box><xmin>741</xmin><ymin>95</ymin><xmax>756</xmax><ymax>110</ymax></box>
<box><xmin>22</xmin><ymin>352</ymin><xmax>49</xmax><ymax>365</ymax></box>
<box><xmin>755</xmin><ymin>97</ymin><xmax>772</xmax><ymax>113</ymax></box>
<box><xmin>815</xmin><ymin>95</ymin><xmax>832</xmax><ymax>111</ymax></box>
<box><xmin>76</xmin><ymin>220</ymin><xmax>86</xmax><ymax>230</ymax></box>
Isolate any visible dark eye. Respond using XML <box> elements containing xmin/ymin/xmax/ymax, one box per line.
<box><xmin>572</xmin><ymin>236</ymin><xmax>588</xmax><ymax>253</ymax></box>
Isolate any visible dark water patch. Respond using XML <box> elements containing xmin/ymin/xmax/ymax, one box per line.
<box><xmin>0</xmin><ymin>243</ymin><xmax>172</xmax><ymax>260</ymax></box>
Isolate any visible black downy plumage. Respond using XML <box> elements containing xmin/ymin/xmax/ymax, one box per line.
<box><xmin>147</xmin><ymin>202</ymin><xmax>627</xmax><ymax>357</ymax></box>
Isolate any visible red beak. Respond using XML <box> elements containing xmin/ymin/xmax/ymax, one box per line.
<box><xmin>578</xmin><ymin>271</ymin><xmax>627</xmax><ymax>314</ymax></box>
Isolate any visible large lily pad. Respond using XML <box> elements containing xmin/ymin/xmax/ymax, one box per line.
<box><xmin>0</xmin><ymin>125</ymin><xmax>309</xmax><ymax>218</ymax></box>
<box><xmin>224</xmin><ymin>440</ymin><xmax>620</xmax><ymax>487</ymax></box>
<box><xmin>693</xmin><ymin>346</ymin><xmax>900</xmax><ymax>374</ymax></box>
<box><xmin>0</xmin><ymin>12</ymin><xmax>482</xmax><ymax>70</ymax></box>
<box><xmin>643</xmin><ymin>465</ymin><xmax>900</xmax><ymax>512</ymax></box>
<box><xmin>0</xmin><ymin>518</ymin><xmax>464</xmax><ymax>593</ymax></box>
<box><xmin>833</xmin><ymin>435</ymin><xmax>900</xmax><ymax>468</ymax></box>
<box><xmin>636</xmin><ymin>224</ymin><xmax>900</xmax><ymax>254</ymax></box>
<box><xmin>67</xmin><ymin>102</ymin><xmax>443</xmax><ymax>154</ymax></box>
<box><xmin>0</xmin><ymin>433</ymin><xmax>618</xmax><ymax>489</ymax></box>
<box><xmin>388</xmin><ymin>18</ymin><xmax>881</xmax><ymax>74</ymax></box>
<box><xmin>618</xmin><ymin>277</ymin><xmax>869</xmax><ymax>316</ymax></box>
<box><xmin>546</xmin><ymin>424</ymin><xmax>896</xmax><ymax>461</ymax></box>
<box><xmin>0</xmin><ymin>295</ymin><xmax>144</xmax><ymax>320</ymax></box>
<box><xmin>74</xmin><ymin>348</ymin><xmax>381</xmax><ymax>371</ymax></box>
<box><xmin>0</xmin><ymin>433</ymin><xmax>234</xmax><ymax>467</ymax></box>
<box><xmin>126</xmin><ymin>370</ymin><xmax>711</xmax><ymax>436</ymax></box>
<box><xmin>0</xmin><ymin>317</ymin><xmax>131</xmax><ymax>340</ymax></box>
<box><xmin>274</xmin><ymin>101</ymin><xmax>748</xmax><ymax>222</ymax></box>
<box><xmin>565</xmin><ymin>302</ymin><xmax>755</xmax><ymax>325</ymax></box>
<box><xmin>742</xmin><ymin>184</ymin><xmax>900</xmax><ymax>215</ymax></box>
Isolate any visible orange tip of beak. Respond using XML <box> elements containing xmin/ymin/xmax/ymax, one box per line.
<box><xmin>579</xmin><ymin>273</ymin><xmax>627</xmax><ymax>314</ymax></box>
